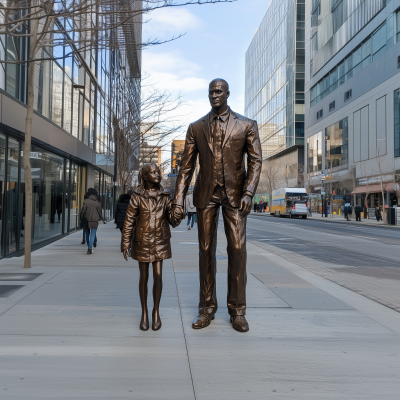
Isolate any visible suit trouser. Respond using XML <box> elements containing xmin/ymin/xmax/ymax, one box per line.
<box><xmin>196</xmin><ymin>185</ymin><xmax>247</xmax><ymax>316</ymax></box>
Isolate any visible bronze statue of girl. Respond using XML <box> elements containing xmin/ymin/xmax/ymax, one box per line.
<box><xmin>121</xmin><ymin>163</ymin><xmax>178</xmax><ymax>331</ymax></box>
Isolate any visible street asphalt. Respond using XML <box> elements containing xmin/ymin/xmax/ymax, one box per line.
<box><xmin>0</xmin><ymin>221</ymin><xmax>399</xmax><ymax>399</ymax></box>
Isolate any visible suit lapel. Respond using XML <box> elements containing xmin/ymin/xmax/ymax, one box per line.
<box><xmin>222</xmin><ymin>111</ymin><xmax>238</xmax><ymax>148</ymax></box>
<box><xmin>201</xmin><ymin>113</ymin><xmax>213</xmax><ymax>154</ymax></box>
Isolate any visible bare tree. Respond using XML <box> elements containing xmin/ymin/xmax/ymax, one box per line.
<box><xmin>257</xmin><ymin>158</ymin><xmax>282</xmax><ymax>206</ymax></box>
<box><xmin>101</xmin><ymin>77</ymin><xmax>185</xmax><ymax>193</ymax></box>
<box><xmin>0</xmin><ymin>0</ymin><xmax>232</xmax><ymax>267</ymax></box>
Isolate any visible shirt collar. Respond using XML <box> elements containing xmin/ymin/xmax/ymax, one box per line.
<box><xmin>210</xmin><ymin>107</ymin><xmax>230</xmax><ymax>123</ymax></box>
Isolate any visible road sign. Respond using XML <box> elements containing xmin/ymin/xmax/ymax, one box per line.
<box><xmin>168</xmin><ymin>174</ymin><xmax>178</xmax><ymax>177</ymax></box>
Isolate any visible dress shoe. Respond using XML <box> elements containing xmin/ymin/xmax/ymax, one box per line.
<box><xmin>230</xmin><ymin>315</ymin><xmax>249</xmax><ymax>332</ymax></box>
<box><xmin>192</xmin><ymin>313</ymin><xmax>215</xmax><ymax>329</ymax></box>
<box><xmin>140</xmin><ymin>314</ymin><xmax>149</xmax><ymax>331</ymax></box>
<box><xmin>152</xmin><ymin>309</ymin><xmax>162</xmax><ymax>331</ymax></box>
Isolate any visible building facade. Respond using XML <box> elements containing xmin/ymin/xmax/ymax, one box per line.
<box><xmin>171</xmin><ymin>140</ymin><xmax>185</xmax><ymax>174</ymax></box>
<box><xmin>305</xmin><ymin>0</ymin><xmax>400</xmax><ymax>213</ymax></box>
<box><xmin>245</xmin><ymin>0</ymin><xmax>305</xmax><ymax>186</ymax></box>
<box><xmin>0</xmin><ymin>11</ymin><xmax>142</xmax><ymax>258</ymax></box>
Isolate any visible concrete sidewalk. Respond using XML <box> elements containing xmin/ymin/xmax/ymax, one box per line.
<box><xmin>0</xmin><ymin>223</ymin><xmax>399</xmax><ymax>399</ymax></box>
<box><xmin>251</xmin><ymin>210</ymin><xmax>400</xmax><ymax>229</ymax></box>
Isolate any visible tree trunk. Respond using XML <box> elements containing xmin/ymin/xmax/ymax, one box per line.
<box><xmin>23</xmin><ymin>59</ymin><xmax>35</xmax><ymax>268</ymax></box>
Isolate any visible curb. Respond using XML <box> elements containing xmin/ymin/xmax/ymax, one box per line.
<box><xmin>249</xmin><ymin>212</ymin><xmax>400</xmax><ymax>230</ymax></box>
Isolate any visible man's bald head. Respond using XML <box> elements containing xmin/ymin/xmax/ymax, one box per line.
<box><xmin>208</xmin><ymin>79</ymin><xmax>230</xmax><ymax>113</ymax></box>
<box><xmin>209</xmin><ymin>79</ymin><xmax>229</xmax><ymax>91</ymax></box>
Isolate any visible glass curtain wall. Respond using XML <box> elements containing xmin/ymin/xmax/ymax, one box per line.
<box><xmin>310</xmin><ymin>13</ymin><xmax>394</xmax><ymax>107</ymax></box>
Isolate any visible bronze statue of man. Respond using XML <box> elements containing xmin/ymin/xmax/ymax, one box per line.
<box><xmin>171</xmin><ymin>79</ymin><xmax>262</xmax><ymax>332</ymax></box>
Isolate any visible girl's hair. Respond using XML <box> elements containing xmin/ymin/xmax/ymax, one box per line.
<box><xmin>85</xmin><ymin>188</ymin><xmax>101</xmax><ymax>202</ymax></box>
<box><xmin>138</xmin><ymin>163</ymin><xmax>160</xmax><ymax>187</ymax></box>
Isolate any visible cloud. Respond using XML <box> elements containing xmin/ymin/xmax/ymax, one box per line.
<box><xmin>143</xmin><ymin>8</ymin><xmax>203</xmax><ymax>40</ymax></box>
<box><xmin>143</xmin><ymin>51</ymin><xmax>201</xmax><ymax>75</ymax></box>
<box><xmin>143</xmin><ymin>50</ymin><xmax>208</xmax><ymax>92</ymax></box>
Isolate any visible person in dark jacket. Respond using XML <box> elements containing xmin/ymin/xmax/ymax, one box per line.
<box><xmin>80</xmin><ymin>188</ymin><xmax>103</xmax><ymax>254</ymax></box>
<box><xmin>354</xmin><ymin>205</ymin><xmax>362</xmax><ymax>221</ymax></box>
<box><xmin>115</xmin><ymin>190</ymin><xmax>133</xmax><ymax>232</ymax></box>
<box><xmin>254</xmin><ymin>201</ymin><xmax>258</xmax><ymax>213</ymax></box>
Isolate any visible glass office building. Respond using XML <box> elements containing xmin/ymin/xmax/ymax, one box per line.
<box><xmin>0</xmin><ymin>12</ymin><xmax>142</xmax><ymax>258</ymax></box>
<box><xmin>305</xmin><ymin>0</ymin><xmax>400</xmax><ymax>211</ymax></box>
<box><xmin>245</xmin><ymin>0</ymin><xmax>305</xmax><ymax>182</ymax></box>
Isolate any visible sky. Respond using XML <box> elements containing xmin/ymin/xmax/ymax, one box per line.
<box><xmin>141</xmin><ymin>0</ymin><xmax>270</xmax><ymax>162</ymax></box>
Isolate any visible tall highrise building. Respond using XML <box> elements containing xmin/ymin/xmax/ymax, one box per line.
<box><xmin>0</xmin><ymin>7</ymin><xmax>142</xmax><ymax>258</ymax></box>
<box><xmin>245</xmin><ymin>0</ymin><xmax>305</xmax><ymax>186</ymax></box>
<box><xmin>305</xmin><ymin>0</ymin><xmax>400</xmax><ymax>213</ymax></box>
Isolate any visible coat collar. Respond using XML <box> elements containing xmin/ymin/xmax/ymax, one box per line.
<box><xmin>133</xmin><ymin>184</ymin><xmax>170</xmax><ymax>199</ymax></box>
<box><xmin>201</xmin><ymin>108</ymin><xmax>239</xmax><ymax>153</ymax></box>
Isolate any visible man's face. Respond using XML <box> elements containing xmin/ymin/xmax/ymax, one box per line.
<box><xmin>208</xmin><ymin>82</ymin><xmax>230</xmax><ymax>109</ymax></box>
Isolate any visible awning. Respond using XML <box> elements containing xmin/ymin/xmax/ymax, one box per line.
<box><xmin>351</xmin><ymin>182</ymin><xmax>395</xmax><ymax>194</ymax></box>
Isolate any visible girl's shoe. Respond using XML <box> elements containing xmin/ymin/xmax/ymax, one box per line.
<box><xmin>140</xmin><ymin>313</ymin><xmax>149</xmax><ymax>331</ymax></box>
<box><xmin>152</xmin><ymin>309</ymin><xmax>162</xmax><ymax>331</ymax></box>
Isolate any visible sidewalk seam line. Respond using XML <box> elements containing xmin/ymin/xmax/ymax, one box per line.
<box><xmin>0</xmin><ymin>245</ymin><xmax>98</xmax><ymax>317</ymax></box>
<box><xmin>171</xmin><ymin>258</ymin><xmax>197</xmax><ymax>400</ymax></box>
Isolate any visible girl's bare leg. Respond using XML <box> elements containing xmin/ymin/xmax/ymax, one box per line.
<box><xmin>152</xmin><ymin>261</ymin><xmax>163</xmax><ymax>331</ymax></box>
<box><xmin>139</xmin><ymin>262</ymin><xmax>150</xmax><ymax>331</ymax></box>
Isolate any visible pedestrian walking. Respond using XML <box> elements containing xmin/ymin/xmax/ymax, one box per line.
<box><xmin>355</xmin><ymin>205</ymin><xmax>362</xmax><ymax>221</ymax></box>
<box><xmin>121</xmin><ymin>163</ymin><xmax>178</xmax><ymax>331</ymax></box>
<box><xmin>185</xmin><ymin>191</ymin><xmax>196</xmax><ymax>230</ymax></box>
<box><xmin>254</xmin><ymin>201</ymin><xmax>258</xmax><ymax>213</ymax></box>
<box><xmin>80</xmin><ymin>188</ymin><xmax>104</xmax><ymax>254</ymax></box>
<box><xmin>115</xmin><ymin>190</ymin><xmax>133</xmax><ymax>233</ymax></box>
<box><xmin>258</xmin><ymin>200</ymin><xmax>264</xmax><ymax>213</ymax></box>
<box><xmin>308</xmin><ymin>205</ymin><xmax>312</xmax><ymax>217</ymax></box>
<box><xmin>375</xmin><ymin>206</ymin><xmax>382</xmax><ymax>221</ymax></box>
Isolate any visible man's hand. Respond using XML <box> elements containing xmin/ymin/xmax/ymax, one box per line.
<box><xmin>171</xmin><ymin>205</ymin><xmax>185</xmax><ymax>226</ymax></box>
<box><xmin>239</xmin><ymin>195</ymin><xmax>252</xmax><ymax>219</ymax></box>
<box><xmin>123</xmin><ymin>249</ymin><xmax>130</xmax><ymax>261</ymax></box>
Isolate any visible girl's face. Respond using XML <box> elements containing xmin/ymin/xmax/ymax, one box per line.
<box><xmin>145</xmin><ymin>165</ymin><xmax>161</xmax><ymax>184</ymax></box>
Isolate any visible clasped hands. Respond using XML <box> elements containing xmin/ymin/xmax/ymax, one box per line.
<box><xmin>170</xmin><ymin>194</ymin><xmax>252</xmax><ymax>224</ymax></box>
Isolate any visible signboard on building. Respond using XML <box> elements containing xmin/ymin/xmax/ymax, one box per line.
<box><xmin>168</xmin><ymin>174</ymin><xmax>178</xmax><ymax>178</ymax></box>
<box><xmin>358</xmin><ymin>178</ymin><xmax>367</xmax><ymax>185</ymax></box>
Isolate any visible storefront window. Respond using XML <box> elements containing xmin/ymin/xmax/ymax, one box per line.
<box><xmin>64</xmin><ymin>160</ymin><xmax>70</xmax><ymax>232</ymax></box>
<box><xmin>69</xmin><ymin>163</ymin><xmax>81</xmax><ymax>232</ymax></box>
<box><xmin>104</xmin><ymin>175</ymin><xmax>113</xmax><ymax>220</ymax></box>
<box><xmin>0</xmin><ymin>134</ymin><xmax>5</xmax><ymax>256</ymax></box>
<box><xmin>325</xmin><ymin>118</ymin><xmax>348</xmax><ymax>169</ymax></box>
<box><xmin>30</xmin><ymin>146</ymin><xmax>64</xmax><ymax>244</ymax></box>
<box><xmin>5</xmin><ymin>138</ymin><xmax>19</xmax><ymax>254</ymax></box>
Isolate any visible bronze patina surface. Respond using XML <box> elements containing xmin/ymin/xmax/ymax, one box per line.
<box><xmin>172</xmin><ymin>79</ymin><xmax>262</xmax><ymax>332</ymax></box>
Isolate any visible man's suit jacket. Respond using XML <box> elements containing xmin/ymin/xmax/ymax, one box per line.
<box><xmin>173</xmin><ymin>110</ymin><xmax>262</xmax><ymax>209</ymax></box>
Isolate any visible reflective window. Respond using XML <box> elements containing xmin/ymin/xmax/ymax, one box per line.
<box><xmin>394</xmin><ymin>90</ymin><xmax>400</xmax><ymax>158</ymax></box>
<box><xmin>0</xmin><ymin>134</ymin><xmax>5</xmax><ymax>256</ymax></box>
<box><xmin>5</xmin><ymin>138</ymin><xmax>19</xmax><ymax>254</ymax></box>
<box><xmin>325</xmin><ymin>118</ymin><xmax>348</xmax><ymax>169</ymax></box>
<box><xmin>307</xmin><ymin>131</ymin><xmax>322</xmax><ymax>173</ymax></box>
<box><xmin>30</xmin><ymin>147</ymin><xmax>64</xmax><ymax>244</ymax></box>
<box><xmin>372</xmin><ymin>24</ymin><xmax>386</xmax><ymax>61</ymax></box>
